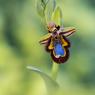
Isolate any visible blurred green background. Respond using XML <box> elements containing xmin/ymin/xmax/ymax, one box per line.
<box><xmin>0</xmin><ymin>0</ymin><xmax>95</xmax><ymax>95</ymax></box>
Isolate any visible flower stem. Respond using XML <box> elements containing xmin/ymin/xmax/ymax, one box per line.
<box><xmin>51</xmin><ymin>61</ymin><xmax>59</xmax><ymax>80</ymax></box>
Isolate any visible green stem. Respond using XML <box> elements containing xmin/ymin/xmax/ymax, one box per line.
<box><xmin>51</xmin><ymin>61</ymin><xmax>59</xmax><ymax>80</ymax></box>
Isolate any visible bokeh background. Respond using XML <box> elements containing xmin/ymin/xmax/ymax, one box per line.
<box><xmin>0</xmin><ymin>0</ymin><xmax>95</xmax><ymax>95</ymax></box>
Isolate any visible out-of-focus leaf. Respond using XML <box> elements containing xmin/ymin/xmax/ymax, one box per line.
<box><xmin>41</xmin><ymin>0</ymin><xmax>49</xmax><ymax>6</ymax></box>
<box><xmin>51</xmin><ymin>6</ymin><xmax>62</xmax><ymax>26</ymax></box>
<box><xmin>45</xmin><ymin>0</ymin><xmax>56</xmax><ymax>23</ymax></box>
<box><xmin>27</xmin><ymin>66</ymin><xmax>59</xmax><ymax>93</ymax></box>
<box><xmin>36</xmin><ymin>0</ymin><xmax>45</xmax><ymax>17</ymax></box>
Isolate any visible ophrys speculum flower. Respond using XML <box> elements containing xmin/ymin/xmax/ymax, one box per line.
<box><xmin>39</xmin><ymin>22</ymin><xmax>76</xmax><ymax>63</ymax></box>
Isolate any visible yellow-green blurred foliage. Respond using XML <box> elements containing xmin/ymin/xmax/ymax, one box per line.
<box><xmin>0</xmin><ymin>0</ymin><xmax>95</xmax><ymax>95</ymax></box>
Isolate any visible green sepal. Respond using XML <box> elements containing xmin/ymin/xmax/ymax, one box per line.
<box><xmin>51</xmin><ymin>6</ymin><xmax>63</xmax><ymax>26</ymax></box>
<box><xmin>45</xmin><ymin>0</ymin><xmax>56</xmax><ymax>23</ymax></box>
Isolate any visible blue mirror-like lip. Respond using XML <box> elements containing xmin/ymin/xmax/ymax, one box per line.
<box><xmin>54</xmin><ymin>41</ymin><xmax>65</xmax><ymax>57</ymax></box>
